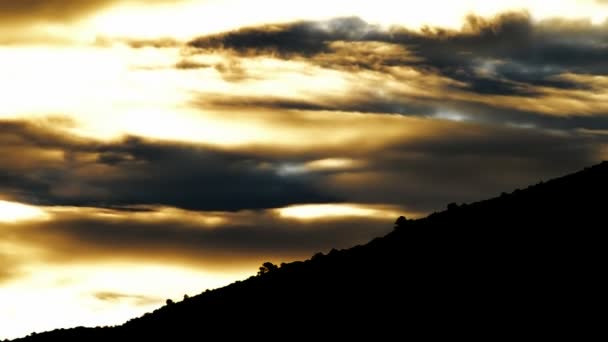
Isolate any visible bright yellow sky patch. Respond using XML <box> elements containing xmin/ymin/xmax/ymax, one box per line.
<box><xmin>84</xmin><ymin>0</ymin><xmax>607</xmax><ymax>41</ymax></box>
<box><xmin>0</xmin><ymin>263</ymin><xmax>249</xmax><ymax>338</ymax></box>
<box><xmin>0</xmin><ymin>200</ymin><xmax>48</xmax><ymax>223</ymax></box>
<box><xmin>276</xmin><ymin>203</ymin><xmax>408</xmax><ymax>220</ymax></box>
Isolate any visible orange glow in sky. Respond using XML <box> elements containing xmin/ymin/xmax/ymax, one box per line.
<box><xmin>1</xmin><ymin>0</ymin><xmax>607</xmax><ymax>339</ymax></box>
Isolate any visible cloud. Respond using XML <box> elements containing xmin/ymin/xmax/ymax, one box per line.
<box><xmin>94</xmin><ymin>36</ymin><xmax>182</xmax><ymax>49</ymax></box>
<box><xmin>2</xmin><ymin>206</ymin><xmax>395</xmax><ymax>271</ymax></box>
<box><xmin>3</xmin><ymin>113</ymin><xmax>606</xmax><ymax>215</ymax></box>
<box><xmin>3</xmin><ymin>114</ymin><xmax>605</xmax><ymax>271</ymax></box>
<box><xmin>175</xmin><ymin>60</ymin><xmax>212</xmax><ymax>69</ymax></box>
<box><xmin>189</xmin><ymin>17</ymin><xmax>378</xmax><ymax>57</ymax></box>
<box><xmin>185</xmin><ymin>13</ymin><xmax>608</xmax><ymax>132</ymax></box>
<box><xmin>322</xmin><ymin>123</ymin><xmax>605</xmax><ymax>212</ymax></box>
<box><xmin>197</xmin><ymin>75</ymin><xmax>608</xmax><ymax>133</ymax></box>
<box><xmin>0</xmin><ymin>0</ymin><xmax>113</xmax><ymax>23</ymax></box>
<box><xmin>213</xmin><ymin>59</ymin><xmax>254</xmax><ymax>82</ymax></box>
<box><xmin>188</xmin><ymin>13</ymin><xmax>608</xmax><ymax>96</ymax></box>
<box><xmin>94</xmin><ymin>292</ymin><xmax>161</xmax><ymax>306</ymax></box>
<box><xmin>0</xmin><ymin>119</ymin><xmax>338</xmax><ymax>211</ymax></box>
<box><xmin>0</xmin><ymin>0</ymin><xmax>179</xmax><ymax>23</ymax></box>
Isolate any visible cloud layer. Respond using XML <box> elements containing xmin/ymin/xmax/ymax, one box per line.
<box><xmin>2</xmin><ymin>6</ymin><xmax>608</xmax><ymax>339</ymax></box>
<box><xmin>0</xmin><ymin>120</ymin><xmax>337</xmax><ymax>211</ymax></box>
<box><xmin>1</xmin><ymin>206</ymin><xmax>394</xmax><ymax>272</ymax></box>
<box><xmin>189</xmin><ymin>13</ymin><xmax>608</xmax><ymax>122</ymax></box>
<box><xmin>1</xmin><ymin>114</ymin><xmax>604</xmax><ymax>215</ymax></box>
<box><xmin>0</xmin><ymin>0</ymin><xmax>177</xmax><ymax>23</ymax></box>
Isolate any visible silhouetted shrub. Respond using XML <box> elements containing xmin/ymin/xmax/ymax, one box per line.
<box><xmin>258</xmin><ymin>262</ymin><xmax>279</xmax><ymax>276</ymax></box>
<box><xmin>394</xmin><ymin>216</ymin><xmax>408</xmax><ymax>229</ymax></box>
<box><xmin>312</xmin><ymin>252</ymin><xmax>324</xmax><ymax>261</ymax></box>
<box><xmin>447</xmin><ymin>202</ymin><xmax>459</xmax><ymax>211</ymax></box>
<box><xmin>166</xmin><ymin>299</ymin><xmax>174</xmax><ymax>306</ymax></box>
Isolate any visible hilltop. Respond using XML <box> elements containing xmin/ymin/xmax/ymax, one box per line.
<box><xmin>13</xmin><ymin>162</ymin><xmax>607</xmax><ymax>341</ymax></box>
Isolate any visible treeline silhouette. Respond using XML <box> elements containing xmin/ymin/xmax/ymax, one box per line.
<box><xmin>11</xmin><ymin>162</ymin><xmax>607</xmax><ymax>341</ymax></box>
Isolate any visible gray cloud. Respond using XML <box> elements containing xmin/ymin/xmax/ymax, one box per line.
<box><xmin>323</xmin><ymin>124</ymin><xmax>605</xmax><ymax>213</ymax></box>
<box><xmin>2</xmin><ymin>116</ymin><xmax>606</xmax><ymax>215</ymax></box>
<box><xmin>188</xmin><ymin>13</ymin><xmax>608</xmax><ymax>134</ymax></box>
<box><xmin>4</xmin><ymin>116</ymin><xmax>604</xmax><ymax>272</ymax></box>
<box><xmin>188</xmin><ymin>13</ymin><xmax>608</xmax><ymax>96</ymax></box>
<box><xmin>0</xmin><ymin>119</ymin><xmax>338</xmax><ymax>211</ymax></box>
<box><xmin>198</xmin><ymin>87</ymin><xmax>608</xmax><ymax>133</ymax></box>
<box><xmin>189</xmin><ymin>17</ymin><xmax>380</xmax><ymax>57</ymax></box>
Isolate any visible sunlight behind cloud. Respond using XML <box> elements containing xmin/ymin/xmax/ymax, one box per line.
<box><xmin>306</xmin><ymin>158</ymin><xmax>363</xmax><ymax>171</ymax></box>
<box><xmin>0</xmin><ymin>201</ymin><xmax>47</xmax><ymax>223</ymax></box>
<box><xmin>276</xmin><ymin>203</ymin><xmax>406</xmax><ymax>220</ymax></box>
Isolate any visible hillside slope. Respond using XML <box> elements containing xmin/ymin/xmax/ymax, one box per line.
<box><xmin>14</xmin><ymin>162</ymin><xmax>607</xmax><ymax>340</ymax></box>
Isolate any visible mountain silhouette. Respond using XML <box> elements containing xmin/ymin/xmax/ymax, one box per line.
<box><xmin>12</xmin><ymin>162</ymin><xmax>607</xmax><ymax>341</ymax></box>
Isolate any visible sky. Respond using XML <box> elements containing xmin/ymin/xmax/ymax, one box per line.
<box><xmin>1</xmin><ymin>0</ymin><xmax>608</xmax><ymax>338</ymax></box>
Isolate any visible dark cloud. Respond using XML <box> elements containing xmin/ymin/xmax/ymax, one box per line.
<box><xmin>188</xmin><ymin>13</ymin><xmax>608</xmax><ymax>95</ymax></box>
<box><xmin>189</xmin><ymin>13</ymin><xmax>608</xmax><ymax>133</ymax></box>
<box><xmin>3</xmin><ymin>114</ymin><xmax>606</xmax><ymax>215</ymax></box>
<box><xmin>3</xmin><ymin>208</ymin><xmax>394</xmax><ymax>270</ymax></box>
<box><xmin>323</xmin><ymin>123</ymin><xmax>605</xmax><ymax>213</ymax></box>
<box><xmin>0</xmin><ymin>119</ymin><xmax>338</xmax><ymax>211</ymax></box>
<box><xmin>189</xmin><ymin>17</ymin><xmax>381</xmax><ymax>57</ymax></box>
<box><xmin>3</xmin><ymin>118</ymin><xmax>604</xmax><ymax>271</ymax></box>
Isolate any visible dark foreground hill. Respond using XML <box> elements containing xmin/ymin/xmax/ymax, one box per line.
<box><xmin>13</xmin><ymin>162</ymin><xmax>607</xmax><ymax>341</ymax></box>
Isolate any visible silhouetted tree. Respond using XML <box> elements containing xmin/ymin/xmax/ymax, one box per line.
<box><xmin>258</xmin><ymin>262</ymin><xmax>279</xmax><ymax>276</ymax></box>
<box><xmin>312</xmin><ymin>252</ymin><xmax>324</xmax><ymax>261</ymax></box>
<box><xmin>166</xmin><ymin>299</ymin><xmax>174</xmax><ymax>306</ymax></box>
<box><xmin>395</xmin><ymin>216</ymin><xmax>408</xmax><ymax>229</ymax></box>
<box><xmin>447</xmin><ymin>202</ymin><xmax>459</xmax><ymax>211</ymax></box>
